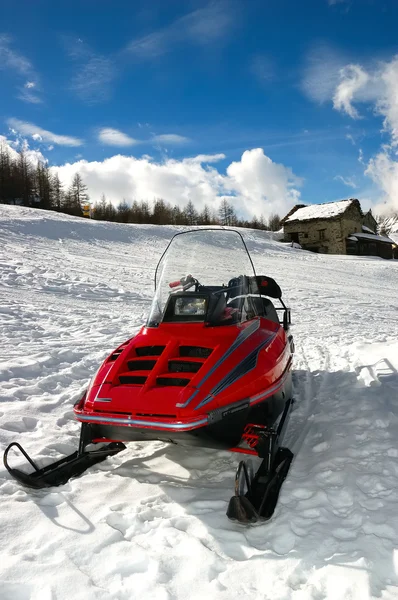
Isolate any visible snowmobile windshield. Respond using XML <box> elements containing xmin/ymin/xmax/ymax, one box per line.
<box><xmin>147</xmin><ymin>229</ymin><xmax>259</xmax><ymax>327</ymax></box>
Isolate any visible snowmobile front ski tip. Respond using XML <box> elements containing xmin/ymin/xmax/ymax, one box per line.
<box><xmin>3</xmin><ymin>440</ymin><xmax>126</xmax><ymax>489</ymax></box>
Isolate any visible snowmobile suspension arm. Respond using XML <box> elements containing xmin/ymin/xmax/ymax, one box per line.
<box><xmin>227</xmin><ymin>396</ymin><xmax>294</xmax><ymax>523</ymax></box>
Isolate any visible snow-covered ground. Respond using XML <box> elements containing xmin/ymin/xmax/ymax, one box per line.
<box><xmin>1</xmin><ymin>205</ymin><xmax>398</xmax><ymax>600</ymax></box>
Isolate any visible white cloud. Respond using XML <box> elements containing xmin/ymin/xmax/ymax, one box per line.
<box><xmin>186</xmin><ymin>153</ymin><xmax>225</xmax><ymax>163</ymax></box>
<box><xmin>126</xmin><ymin>1</ymin><xmax>235</xmax><ymax>60</ymax></box>
<box><xmin>54</xmin><ymin>148</ymin><xmax>301</xmax><ymax>219</ymax></box>
<box><xmin>301</xmin><ymin>44</ymin><xmax>347</xmax><ymax>103</ymax></box>
<box><xmin>333</xmin><ymin>65</ymin><xmax>369</xmax><ymax>118</ymax></box>
<box><xmin>225</xmin><ymin>149</ymin><xmax>302</xmax><ymax>217</ymax></box>
<box><xmin>71</xmin><ymin>55</ymin><xmax>115</xmax><ymax>103</ymax></box>
<box><xmin>98</xmin><ymin>128</ymin><xmax>140</xmax><ymax>146</ymax></box>
<box><xmin>152</xmin><ymin>134</ymin><xmax>190</xmax><ymax>144</ymax></box>
<box><xmin>63</xmin><ymin>36</ymin><xmax>116</xmax><ymax>104</ymax></box>
<box><xmin>250</xmin><ymin>54</ymin><xmax>275</xmax><ymax>85</ymax></box>
<box><xmin>0</xmin><ymin>36</ymin><xmax>43</xmax><ymax>103</ymax></box>
<box><xmin>7</xmin><ymin>118</ymin><xmax>83</xmax><ymax>147</ymax></box>
<box><xmin>0</xmin><ymin>134</ymin><xmax>46</xmax><ymax>166</ymax></box>
<box><xmin>0</xmin><ymin>34</ymin><xmax>32</xmax><ymax>75</ymax></box>
<box><xmin>31</xmin><ymin>133</ymin><xmax>42</xmax><ymax>141</ymax></box>
<box><xmin>377</xmin><ymin>57</ymin><xmax>398</xmax><ymax>144</ymax></box>
<box><xmin>334</xmin><ymin>175</ymin><xmax>358</xmax><ymax>189</ymax></box>
<box><xmin>365</xmin><ymin>151</ymin><xmax>398</xmax><ymax>214</ymax></box>
<box><xmin>346</xmin><ymin>133</ymin><xmax>356</xmax><ymax>145</ymax></box>
<box><xmin>323</xmin><ymin>54</ymin><xmax>398</xmax><ymax>213</ymax></box>
<box><xmin>17</xmin><ymin>88</ymin><xmax>43</xmax><ymax>104</ymax></box>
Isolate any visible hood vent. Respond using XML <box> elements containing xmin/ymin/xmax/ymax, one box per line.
<box><xmin>169</xmin><ymin>360</ymin><xmax>202</xmax><ymax>373</ymax></box>
<box><xmin>127</xmin><ymin>359</ymin><xmax>156</xmax><ymax>371</ymax></box>
<box><xmin>157</xmin><ymin>377</ymin><xmax>190</xmax><ymax>387</ymax></box>
<box><xmin>179</xmin><ymin>346</ymin><xmax>213</xmax><ymax>358</ymax></box>
<box><xmin>136</xmin><ymin>345</ymin><xmax>165</xmax><ymax>357</ymax></box>
<box><xmin>119</xmin><ymin>375</ymin><xmax>147</xmax><ymax>385</ymax></box>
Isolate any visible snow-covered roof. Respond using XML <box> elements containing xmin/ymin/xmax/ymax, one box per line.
<box><xmin>350</xmin><ymin>232</ymin><xmax>394</xmax><ymax>244</ymax></box>
<box><xmin>285</xmin><ymin>199</ymin><xmax>356</xmax><ymax>223</ymax></box>
<box><xmin>362</xmin><ymin>225</ymin><xmax>375</xmax><ymax>234</ymax></box>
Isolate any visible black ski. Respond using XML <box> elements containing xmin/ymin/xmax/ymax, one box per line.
<box><xmin>3</xmin><ymin>424</ymin><xmax>126</xmax><ymax>489</ymax></box>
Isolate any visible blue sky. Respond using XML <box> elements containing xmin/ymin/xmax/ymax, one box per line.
<box><xmin>1</xmin><ymin>0</ymin><xmax>398</xmax><ymax>217</ymax></box>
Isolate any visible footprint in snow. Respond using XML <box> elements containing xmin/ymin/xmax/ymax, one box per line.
<box><xmin>312</xmin><ymin>441</ymin><xmax>330</xmax><ymax>453</ymax></box>
<box><xmin>2</xmin><ymin>416</ymin><xmax>39</xmax><ymax>432</ymax></box>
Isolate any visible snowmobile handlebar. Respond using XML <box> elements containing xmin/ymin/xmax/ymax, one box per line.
<box><xmin>169</xmin><ymin>275</ymin><xmax>198</xmax><ymax>292</ymax></box>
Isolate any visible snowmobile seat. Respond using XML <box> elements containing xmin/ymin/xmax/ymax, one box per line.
<box><xmin>207</xmin><ymin>293</ymin><xmax>228</xmax><ymax>324</ymax></box>
<box><xmin>251</xmin><ymin>296</ymin><xmax>279</xmax><ymax>324</ymax></box>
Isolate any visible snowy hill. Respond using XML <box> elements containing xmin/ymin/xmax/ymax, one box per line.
<box><xmin>1</xmin><ymin>205</ymin><xmax>398</xmax><ymax>600</ymax></box>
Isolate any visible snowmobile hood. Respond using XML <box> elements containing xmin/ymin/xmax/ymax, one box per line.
<box><xmin>75</xmin><ymin>317</ymin><xmax>290</xmax><ymax>430</ymax></box>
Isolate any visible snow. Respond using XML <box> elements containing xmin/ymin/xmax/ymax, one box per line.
<box><xmin>351</xmin><ymin>232</ymin><xmax>394</xmax><ymax>244</ymax></box>
<box><xmin>362</xmin><ymin>225</ymin><xmax>375</xmax><ymax>234</ymax></box>
<box><xmin>1</xmin><ymin>205</ymin><xmax>398</xmax><ymax>600</ymax></box>
<box><xmin>285</xmin><ymin>199</ymin><xmax>354</xmax><ymax>222</ymax></box>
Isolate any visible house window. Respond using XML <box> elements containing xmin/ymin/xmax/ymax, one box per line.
<box><xmin>302</xmin><ymin>233</ymin><xmax>308</xmax><ymax>239</ymax></box>
<box><xmin>319</xmin><ymin>229</ymin><xmax>326</xmax><ymax>241</ymax></box>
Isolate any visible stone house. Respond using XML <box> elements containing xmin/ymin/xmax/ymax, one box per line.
<box><xmin>281</xmin><ymin>199</ymin><xmax>394</xmax><ymax>259</ymax></box>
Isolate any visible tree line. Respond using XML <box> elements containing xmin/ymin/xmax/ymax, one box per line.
<box><xmin>0</xmin><ymin>144</ymin><xmax>281</xmax><ymax>230</ymax></box>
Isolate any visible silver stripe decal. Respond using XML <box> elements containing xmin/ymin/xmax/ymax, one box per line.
<box><xmin>94</xmin><ymin>364</ymin><xmax>114</xmax><ymax>402</ymax></box>
<box><xmin>176</xmin><ymin>319</ymin><xmax>261</xmax><ymax>408</ymax></box>
<box><xmin>77</xmin><ymin>414</ymin><xmax>208</xmax><ymax>430</ymax></box>
<box><xmin>195</xmin><ymin>334</ymin><xmax>275</xmax><ymax>410</ymax></box>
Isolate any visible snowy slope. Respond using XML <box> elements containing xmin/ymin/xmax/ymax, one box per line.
<box><xmin>1</xmin><ymin>206</ymin><xmax>398</xmax><ymax>600</ymax></box>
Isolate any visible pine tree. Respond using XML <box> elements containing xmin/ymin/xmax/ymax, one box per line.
<box><xmin>171</xmin><ymin>204</ymin><xmax>185</xmax><ymax>225</ymax></box>
<box><xmin>52</xmin><ymin>172</ymin><xmax>64</xmax><ymax>211</ymax></box>
<box><xmin>140</xmin><ymin>201</ymin><xmax>151</xmax><ymax>223</ymax></box>
<box><xmin>200</xmin><ymin>204</ymin><xmax>212</xmax><ymax>225</ymax></box>
<box><xmin>0</xmin><ymin>143</ymin><xmax>12</xmax><ymax>202</ymax></box>
<box><xmin>184</xmin><ymin>200</ymin><xmax>198</xmax><ymax>225</ymax></box>
<box><xmin>268</xmin><ymin>213</ymin><xmax>281</xmax><ymax>231</ymax></box>
<box><xmin>36</xmin><ymin>162</ymin><xmax>53</xmax><ymax>210</ymax></box>
<box><xmin>218</xmin><ymin>199</ymin><xmax>237</xmax><ymax>226</ymax></box>
<box><xmin>117</xmin><ymin>200</ymin><xmax>131</xmax><ymax>223</ymax></box>
<box><xmin>17</xmin><ymin>150</ymin><xmax>34</xmax><ymax>206</ymax></box>
<box><xmin>66</xmin><ymin>173</ymin><xmax>87</xmax><ymax>216</ymax></box>
<box><xmin>152</xmin><ymin>198</ymin><xmax>170</xmax><ymax>224</ymax></box>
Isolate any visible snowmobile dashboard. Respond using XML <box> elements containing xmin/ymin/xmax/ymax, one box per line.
<box><xmin>161</xmin><ymin>287</ymin><xmax>244</xmax><ymax>326</ymax></box>
<box><xmin>163</xmin><ymin>292</ymin><xmax>209</xmax><ymax>323</ymax></box>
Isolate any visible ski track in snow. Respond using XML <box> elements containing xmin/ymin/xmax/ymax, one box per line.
<box><xmin>1</xmin><ymin>206</ymin><xmax>398</xmax><ymax>600</ymax></box>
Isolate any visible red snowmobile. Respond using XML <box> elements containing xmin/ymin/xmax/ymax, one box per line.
<box><xmin>4</xmin><ymin>229</ymin><xmax>294</xmax><ymax>523</ymax></box>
